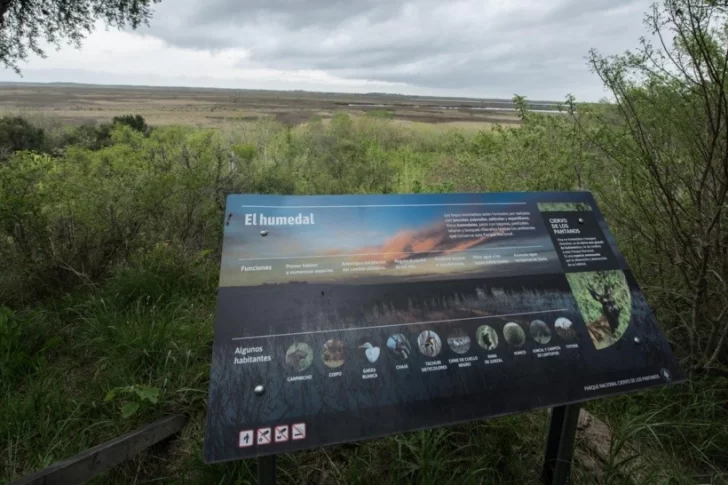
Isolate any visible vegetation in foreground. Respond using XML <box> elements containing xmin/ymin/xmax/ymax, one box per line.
<box><xmin>2</xmin><ymin>1</ymin><xmax>728</xmax><ymax>483</ymax></box>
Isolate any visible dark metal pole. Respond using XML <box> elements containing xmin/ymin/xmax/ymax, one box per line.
<box><xmin>257</xmin><ymin>455</ymin><xmax>276</xmax><ymax>485</ymax></box>
<box><xmin>541</xmin><ymin>403</ymin><xmax>581</xmax><ymax>485</ymax></box>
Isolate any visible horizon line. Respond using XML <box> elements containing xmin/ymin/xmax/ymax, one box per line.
<box><xmin>0</xmin><ymin>80</ymin><xmax>566</xmax><ymax>105</ymax></box>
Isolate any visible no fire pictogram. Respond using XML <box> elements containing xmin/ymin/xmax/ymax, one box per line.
<box><xmin>256</xmin><ymin>427</ymin><xmax>271</xmax><ymax>445</ymax></box>
<box><xmin>274</xmin><ymin>425</ymin><xmax>289</xmax><ymax>443</ymax></box>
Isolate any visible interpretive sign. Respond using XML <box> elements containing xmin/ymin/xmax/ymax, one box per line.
<box><xmin>204</xmin><ymin>192</ymin><xmax>683</xmax><ymax>463</ymax></box>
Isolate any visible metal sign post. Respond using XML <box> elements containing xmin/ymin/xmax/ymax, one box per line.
<box><xmin>257</xmin><ymin>455</ymin><xmax>276</xmax><ymax>485</ymax></box>
<box><xmin>542</xmin><ymin>403</ymin><xmax>582</xmax><ymax>485</ymax></box>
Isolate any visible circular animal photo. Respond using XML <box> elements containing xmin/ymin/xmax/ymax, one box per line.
<box><xmin>476</xmin><ymin>325</ymin><xmax>499</xmax><ymax>351</ymax></box>
<box><xmin>417</xmin><ymin>330</ymin><xmax>442</xmax><ymax>358</ymax></box>
<box><xmin>529</xmin><ymin>320</ymin><xmax>552</xmax><ymax>345</ymax></box>
<box><xmin>386</xmin><ymin>334</ymin><xmax>412</xmax><ymax>361</ymax></box>
<box><xmin>554</xmin><ymin>317</ymin><xmax>577</xmax><ymax>341</ymax></box>
<box><xmin>503</xmin><ymin>322</ymin><xmax>526</xmax><ymax>348</ymax></box>
<box><xmin>321</xmin><ymin>339</ymin><xmax>345</xmax><ymax>368</ymax></box>
<box><xmin>285</xmin><ymin>342</ymin><xmax>313</xmax><ymax>372</ymax></box>
<box><xmin>357</xmin><ymin>337</ymin><xmax>381</xmax><ymax>364</ymax></box>
<box><xmin>446</xmin><ymin>329</ymin><xmax>471</xmax><ymax>354</ymax></box>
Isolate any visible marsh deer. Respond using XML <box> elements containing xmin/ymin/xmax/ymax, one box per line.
<box><xmin>587</xmin><ymin>282</ymin><xmax>621</xmax><ymax>334</ymax></box>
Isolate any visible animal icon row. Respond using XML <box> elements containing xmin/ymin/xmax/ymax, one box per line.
<box><xmin>284</xmin><ymin>318</ymin><xmax>577</xmax><ymax>371</ymax></box>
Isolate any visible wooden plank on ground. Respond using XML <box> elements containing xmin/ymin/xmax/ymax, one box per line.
<box><xmin>9</xmin><ymin>415</ymin><xmax>187</xmax><ymax>485</ymax></box>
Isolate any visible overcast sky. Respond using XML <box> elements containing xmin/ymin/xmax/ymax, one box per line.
<box><xmin>0</xmin><ymin>0</ymin><xmax>652</xmax><ymax>101</ymax></box>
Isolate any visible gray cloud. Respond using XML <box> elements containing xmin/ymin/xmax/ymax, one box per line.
<box><xmin>140</xmin><ymin>0</ymin><xmax>650</xmax><ymax>99</ymax></box>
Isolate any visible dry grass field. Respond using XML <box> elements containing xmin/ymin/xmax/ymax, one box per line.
<box><xmin>0</xmin><ymin>83</ymin><xmax>543</xmax><ymax>129</ymax></box>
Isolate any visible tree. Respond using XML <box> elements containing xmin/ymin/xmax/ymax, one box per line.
<box><xmin>578</xmin><ymin>0</ymin><xmax>728</xmax><ymax>372</ymax></box>
<box><xmin>0</xmin><ymin>0</ymin><xmax>160</xmax><ymax>73</ymax></box>
<box><xmin>0</xmin><ymin>116</ymin><xmax>44</xmax><ymax>160</ymax></box>
<box><xmin>113</xmin><ymin>114</ymin><xmax>148</xmax><ymax>134</ymax></box>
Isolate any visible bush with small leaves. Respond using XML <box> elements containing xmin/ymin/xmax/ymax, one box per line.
<box><xmin>0</xmin><ymin>116</ymin><xmax>45</xmax><ymax>160</ymax></box>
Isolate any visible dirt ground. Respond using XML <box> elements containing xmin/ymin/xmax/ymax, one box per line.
<box><xmin>0</xmin><ymin>83</ymin><xmax>529</xmax><ymax>129</ymax></box>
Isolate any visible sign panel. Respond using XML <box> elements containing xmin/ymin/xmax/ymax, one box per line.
<box><xmin>204</xmin><ymin>192</ymin><xmax>683</xmax><ymax>463</ymax></box>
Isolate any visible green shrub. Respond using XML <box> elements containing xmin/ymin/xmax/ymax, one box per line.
<box><xmin>0</xmin><ymin>113</ymin><xmax>587</xmax><ymax>306</ymax></box>
<box><xmin>366</xmin><ymin>109</ymin><xmax>394</xmax><ymax>119</ymax></box>
<box><xmin>58</xmin><ymin>123</ymin><xmax>112</xmax><ymax>151</ymax></box>
<box><xmin>0</xmin><ymin>116</ymin><xmax>45</xmax><ymax>159</ymax></box>
<box><xmin>231</xmin><ymin>143</ymin><xmax>256</xmax><ymax>161</ymax></box>
<box><xmin>112</xmin><ymin>114</ymin><xmax>148</xmax><ymax>134</ymax></box>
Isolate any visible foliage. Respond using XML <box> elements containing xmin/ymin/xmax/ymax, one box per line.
<box><xmin>112</xmin><ymin>114</ymin><xmax>148</xmax><ymax>133</ymax></box>
<box><xmin>231</xmin><ymin>142</ymin><xmax>256</xmax><ymax>161</ymax></box>
<box><xmin>104</xmin><ymin>384</ymin><xmax>160</xmax><ymax>418</ymax></box>
<box><xmin>537</xmin><ymin>202</ymin><xmax>592</xmax><ymax>212</ymax></box>
<box><xmin>590</xmin><ymin>375</ymin><xmax>728</xmax><ymax>482</ymax></box>
<box><xmin>58</xmin><ymin>122</ymin><xmax>113</xmax><ymax>150</ymax></box>
<box><xmin>0</xmin><ymin>307</ymin><xmax>52</xmax><ymax>387</ymax></box>
<box><xmin>0</xmin><ymin>0</ymin><xmax>160</xmax><ymax>73</ymax></box>
<box><xmin>366</xmin><ymin>110</ymin><xmax>395</xmax><ymax>119</ymax></box>
<box><xmin>0</xmin><ymin>115</ymin><xmax>45</xmax><ymax>159</ymax></box>
<box><xmin>579</xmin><ymin>0</ymin><xmax>728</xmax><ymax>371</ymax></box>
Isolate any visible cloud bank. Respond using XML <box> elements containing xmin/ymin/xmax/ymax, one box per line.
<box><xmin>1</xmin><ymin>0</ymin><xmax>652</xmax><ymax>100</ymax></box>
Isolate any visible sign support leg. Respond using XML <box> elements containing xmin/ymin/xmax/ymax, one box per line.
<box><xmin>541</xmin><ymin>403</ymin><xmax>581</xmax><ymax>485</ymax></box>
<box><xmin>257</xmin><ymin>455</ymin><xmax>276</xmax><ymax>485</ymax></box>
